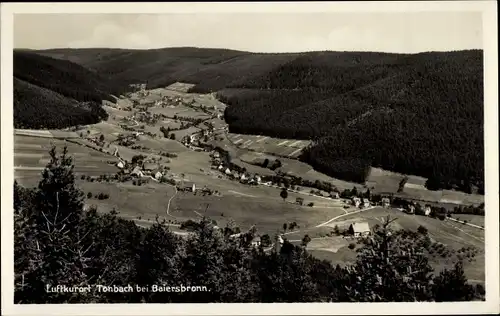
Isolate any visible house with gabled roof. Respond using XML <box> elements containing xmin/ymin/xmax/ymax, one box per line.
<box><xmin>349</xmin><ymin>222</ymin><xmax>371</xmax><ymax>238</ymax></box>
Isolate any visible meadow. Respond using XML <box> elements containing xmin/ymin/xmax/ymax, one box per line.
<box><xmin>293</xmin><ymin>207</ymin><xmax>485</xmax><ymax>283</ymax></box>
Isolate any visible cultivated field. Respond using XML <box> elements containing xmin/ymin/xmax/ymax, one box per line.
<box><xmin>14</xmin><ymin>134</ymin><xmax>119</xmax><ymax>187</ymax></box>
<box><xmin>227</xmin><ymin>133</ymin><xmax>311</xmax><ymax>158</ymax></box>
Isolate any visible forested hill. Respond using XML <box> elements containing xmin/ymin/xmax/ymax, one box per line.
<box><xmin>34</xmin><ymin>48</ymin><xmax>484</xmax><ymax>193</ymax></box>
<box><xmin>220</xmin><ymin>50</ymin><xmax>485</xmax><ymax>193</ymax></box>
<box><xmin>13</xmin><ymin>51</ymin><xmax>128</xmax><ymax>129</ymax></box>
<box><xmin>36</xmin><ymin>47</ymin><xmax>301</xmax><ymax>92</ymax></box>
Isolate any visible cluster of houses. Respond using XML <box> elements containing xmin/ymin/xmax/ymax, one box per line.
<box><xmin>208</xmin><ymin>151</ymin><xmax>263</xmax><ymax>185</ymax></box>
<box><xmin>351</xmin><ymin>197</ymin><xmax>372</xmax><ymax>209</ymax></box>
<box><xmin>154</xmin><ymin>96</ymin><xmax>186</xmax><ymax>108</ymax></box>
<box><xmin>211</xmin><ymin>165</ymin><xmax>263</xmax><ymax>185</ymax></box>
<box><xmin>114</xmin><ymin>158</ymin><xmax>167</xmax><ymax>182</ymax></box>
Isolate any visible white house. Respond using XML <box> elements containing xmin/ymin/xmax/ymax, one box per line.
<box><xmin>225</xmin><ymin>168</ymin><xmax>232</xmax><ymax>175</ymax></box>
<box><xmin>349</xmin><ymin>222</ymin><xmax>371</xmax><ymax>237</ymax></box>
<box><xmin>382</xmin><ymin>197</ymin><xmax>391</xmax><ymax>208</ymax></box>
<box><xmin>352</xmin><ymin>197</ymin><xmax>361</xmax><ymax>208</ymax></box>
<box><xmin>255</xmin><ymin>175</ymin><xmax>262</xmax><ymax>184</ymax></box>
<box><xmin>424</xmin><ymin>205</ymin><xmax>432</xmax><ymax>216</ymax></box>
<box><xmin>406</xmin><ymin>204</ymin><xmax>416</xmax><ymax>214</ymax></box>
<box><xmin>218</xmin><ymin>165</ymin><xmax>224</xmax><ymax>171</ymax></box>
<box><xmin>116</xmin><ymin>161</ymin><xmax>125</xmax><ymax>169</ymax></box>
<box><xmin>240</xmin><ymin>173</ymin><xmax>247</xmax><ymax>181</ymax></box>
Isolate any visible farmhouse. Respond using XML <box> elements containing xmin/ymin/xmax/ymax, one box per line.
<box><xmin>178</xmin><ymin>181</ymin><xmax>197</xmax><ymax>192</ymax></box>
<box><xmin>225</xmin><ymin>168</ymin><xmax>232</xmax><ymax>175</ymax></box>
<box><xmin>352</xmin><ymin>197</ymin><xmax>361</xmax><ymax>208</ymax></box>
<box><xmin>330</xmin><ymin>191</ymin><xmax>340</xmax><ymax>199</ymax></box>
<box><xmin>116</xmin><ymin>161</ymin><xmax>125</xmax><ymax>169</ymax></box>
<box><xmin>349</xmin><ymin>222</ymin><xmax>371</xmax><ymax>237</ymax></box>
<box><xmin>131</xmin><ymin>166</ymin><xmax>144</xmax><ymax>177</ymax></box>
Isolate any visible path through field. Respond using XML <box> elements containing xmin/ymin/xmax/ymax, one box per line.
<box><xmin>166</xmin><ymin>186</ymin><xmax>178</xmax><ymax>218</ymax></box>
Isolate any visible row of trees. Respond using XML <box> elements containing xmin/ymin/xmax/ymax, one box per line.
<box><xmin>14</xmin><ymin>146</ymin><xmax>484</xmax><ymax>303</ymax></box>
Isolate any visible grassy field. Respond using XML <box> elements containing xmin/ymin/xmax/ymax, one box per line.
<box><xmin>227</xmin><ymin>133</ymin><xmax>311</xmax><ymax>158</ymax></box>
<box><xmin>449</xmin><ymin>214</ymin><xmax>485</xmax><ymax>227</ymax></box>
<box><xmin>165</xmin><ymin>82</ymin><xmax>196</xmax><ymax>92</ymax></box>
<box><xmin>291</xmin><ymin>207</ymin><xmax>485</xmax><ymax>282</ymax></box>
<box><xmin>169</xmin><ymin>193</ymin><xmax>340</xmax><ymax>236</ymax></box>
<box><xmin>80</xmin><ymin>181</ymin><xmax>177</xmax><ymax>221</ymax></box>
<box><xmin>14</xmin><ymin>135</ymin><xmax>119</xmax><ymax>187</ymax></box>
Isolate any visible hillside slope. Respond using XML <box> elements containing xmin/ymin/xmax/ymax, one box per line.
<box><xmin>13</xmin><ymin>51</ymin><xmax>127</xmax><ymax>129</ymax></box>
<box><xmin>34</xmin><ymin>48</ymin><xmax>484</xmax><ymax>193</ymax></box>
<box><xmin>37</xmin><ymin>47</ymin><xmax>299</xmax><ymax>92</ymax></box>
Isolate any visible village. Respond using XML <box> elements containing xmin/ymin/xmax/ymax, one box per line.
<box><xmin>14</xmin><ymin>81</ymin><xmax>486</xmax><ymax>283</ymax></box>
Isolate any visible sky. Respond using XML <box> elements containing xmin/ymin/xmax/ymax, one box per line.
<box><xmin>14</xmin><ymin>12</ymin><xmax>483</xmax><ymax>53</ymax></box>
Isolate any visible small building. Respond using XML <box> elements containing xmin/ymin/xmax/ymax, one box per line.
<box><xmin>213</xmin><ymin>152</ymin><xmax>220</xmax><ymax>158</ymax></box>
<box><xmin>296</xmin><ymin>197</ymin><xmax>304</xmax><ymax>205</ymax></box>
<box><xmin>116</xmin><ymin>161</ymin><xmax>125</xmax><ymax>169</ymax></box>
<box><xmin>362</xmin><ymin>198</ymin><xmax>370</xmax><ymax>208</ymax></box>
<box><xmin>251</xmin><ymin>236</ymin><xmax>261</xmax><ymax>247</ymax></box>
<box><xmin>352</xmin><ymin>197</ymin><xmax>361</xmax><ymax>208</ymax></box>
<box><xmin>255</xmin><ymin>175</ymin><xmax>262</xmax><ymax>184</ymax></box>
<box><xmin>218</xmin><ymin>165</ymin><xmax>224</xmax><ymax>171</ymax></box>
<box><xmin>424</xmin><ymin>205</ymin><xmax>432</xmax><ymax>216</ymax></box>
<box><xmin>382</xmin><ymin>197</ymin><xmax>391</xmax><ymax>208</ymax></box>
<box><xmin>330</xmin><ymin>191</ymin><xmax>340</xmax><ymax>199</ymax></box>
<box><xmin>153</xmin><ymin>170</ymin><xmax>163</xmax><ymax>180</ymax></box>
<box><xmin>225</xmin><ymin>168</ymin><xmax>232</xmax><ymax>175</ymax></box>
<box><xmin>131</xmin><ymin>166</ymin><xmax>144</xmax><ymax>177</ymax></box>
<box><xmin>349</xmin><ymin>222</ymin><xmax>371</xmax><ymax>238</ymax></box>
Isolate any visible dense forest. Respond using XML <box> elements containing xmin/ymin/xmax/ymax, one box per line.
<box><xmin>14</xmin><ymin>79</ymin><xmax>108</xmax><ymax>129</ymax></box>
<box><xmin>13</xmin><ymin>51</ymin><xmax>126</xmax><ymax>129</ymax></box>
<box><xmin>219</xmin><ymin>50</ymin><xmax>484</xmax><ymax>193</ymax></box>
<box><xmin>35</xmin><ymin>48</ymin><xmax>484</xmax><ymax>193</ymax></box>
<box><xmin>14</xmin><ymin>147</ymin><xmax>483</xmax><ymax>303</ymax></box>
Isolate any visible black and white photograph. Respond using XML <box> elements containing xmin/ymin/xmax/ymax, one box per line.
<box><xmin>1</xmin><ymin>1</ymin><xmax>498</xmax><ymax>315</ymax></box>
